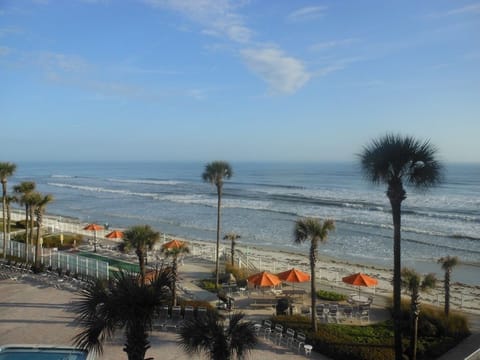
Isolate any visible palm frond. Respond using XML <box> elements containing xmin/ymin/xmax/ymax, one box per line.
<box><xmin>359</xmin><ymin>133</ymin><xmax>443</xmax><ymax>189</ymax></box>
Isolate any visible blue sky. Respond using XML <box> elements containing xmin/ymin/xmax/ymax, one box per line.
<box><xmin>1</xmin><ymin>0</ymin><xmax>479</xmax><ymax>162</ymax></box>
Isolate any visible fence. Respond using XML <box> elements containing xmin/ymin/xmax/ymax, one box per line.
<box><xmin>0</xmin><ymin>236</ymin><xmax>109</xmax><ymax>280</ymax></box>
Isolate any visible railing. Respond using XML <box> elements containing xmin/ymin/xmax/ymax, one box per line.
<box><xmin>0</xmin><ymin>237</ymin><xmax>109</xmax><ymax>280</ymax></box>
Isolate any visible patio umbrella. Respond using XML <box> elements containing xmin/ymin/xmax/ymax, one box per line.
<box><xmin>247</xmin><ymin>271</ymin><xmax>282</xmax><ymax>288</ymax></box>
<box><xmin>277</xmin><ymin>268</ymin><xmax>310</xmax><ymax>283</ymax></box>
<box><xmin>342</xmin><ymin>272</ymin><xmax>378</xmax><ymax>296</ymax></box>
<box><xmin>83</xmin><ymin>223</ymin><xmax>103</xmax><ymax>252</ymax></box>
<box><xmin>162</xmin><ymin>239</ymin><xmax>185</xmax><ymax>249</ymax></box>
<box><xmin>276</xmin><ymin>268</ymin><xmax>310</xmax><ymax>294</ymax></box>
<box><xmin>105</xmin><ymin>230</ymin><xmax>124</xmax><ymax>240</ymax></box>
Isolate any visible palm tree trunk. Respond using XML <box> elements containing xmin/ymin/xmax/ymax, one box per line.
<box><xmin>124</xmin><ymin>322</ymin><xmax>149</xmax><ymax>360</ymax></box>
<box><xmin>172</xmin><ymin>256</ymin><xmax>178</xmax><ymax>307</ymax></box>
<box><xmin>35</xmin><ymin>213</ymin><xmax>42</xmax><ymax>268</ymax></box>
<box><xmin>445</xmin><ymin>270</ymin><xmax>450</xmax><ymax>316</ymax></box>
<box><xmin>310</xmin><ymin>244</ymin><xmax>317</xmax><ymax>332</ymax></box>
<box><xmin>411</xmin><ymin>294</ymin><xmax>420</xmax><ymax>360</ymax></box>
<box><xmin>388</xmin><ymin>184</ymin><xmax>405</xmax><ymax>360</ymax></box>
<box><xmin>231</xmin><ymin>240</ymin><xmax>235</xmax><ymax>267</ymax></box>
<box><xmin>29</xmin><ymin>206</ymin><xmax>35</xmax><ymax>259</ymax></box>
<box><xmin>215</xmin><ymin>186</ymin><xmax>222</xmax><ymax>288</ymax></box>
<box><xmin>24</xmin><ymin>205</ymin><xmax>29</xmax><ymax>260</ymax></box>
<box><xmin>137</xmin><ymin>249</ymin><xmax>145</xmax><ymax>285</ymax></box>
<box><xmin>2</xmin><ymin>183</ymin><xmax>7</xmax><ymax>258</ymax></box>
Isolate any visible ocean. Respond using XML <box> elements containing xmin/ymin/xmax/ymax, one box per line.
<box><xmin>10</xmin><ymin>161</ymin><xmax>480</xmax><ymax>285</ymax></box>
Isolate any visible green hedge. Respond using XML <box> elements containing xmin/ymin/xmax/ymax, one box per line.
<box><xmin>272</xmin><ymin>310</ymin><xmax>470</xmax><ymax>360</ymax></box>
<box><xmin>316</xmin><ymin>289</ymin><xmax>348</xmax><ymax>301</ymax></box>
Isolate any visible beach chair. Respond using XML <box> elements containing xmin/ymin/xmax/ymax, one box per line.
<box><xmin>197</xmin><ymin>307</ymin><xmax>207</xmax><ymax>321</ymax></box>
<box><xmin>183</xmin><ymin>306</ymin><xmax>194</xmax><ymax>321</ymax></box>
<box><xmin>283</xmin><ymin>328</ymin><xmax>295</xmax><ymax>347</ymax></box>
<box><xmin>273</xmin><ymin>324</ymin><xmax>284</xmax><ymax>344</ymax></box>
<box><xmin>293</xmin><ymin>332</ymin><xmax>306</xmax><ymax>353</ymax></box>
<box><xmin>262</xmin><ymin>320</ymin><xmax>272</xmax><ymax>339</ymax></box>
<box><xmin>154</xmin><ymin>305</ymin><xmax>170</xmax><ymax>330</ymax></box>
<box><xmin>328</xmin><ymin>304</ymin><xmax>339</xmax><ymax>323</ymax></box>
<box><xmin>359</xmin><ymin>306</ymin><xmax>369</xmax><ymax>323</ymax></box>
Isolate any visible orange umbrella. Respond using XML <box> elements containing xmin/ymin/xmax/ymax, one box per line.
<box><xmin>277</xmin><ymin>268</ymin><xmax>310</xmax><ymax>283</ymax></box>
<box><xmin>162</xmin><ymin>239</ymin><xmax>186</xmax><ymax>249</ymax></box>
<box><xmin>105</xmin><ymin>230</ymin><xmax>124</xmax><ymax>239</ymax></box>
<box><xmin>342</xmin><ymin>272</ymin><xmax>378</xmax><ymax>296</ymax></box>
<box><xmin>83</xmin><ymin>223</ymin><xmax>103</xmax><ymax>231</ymax></box>
<box><xmin>342</xmin><ymin>273</ymin><xmax>378</xmax><ymax>287</ymax></box>
<box><xmin>247</xmin><ymin>271</ymin><xmax>282</xmax><ymax>287</ymax></box>
<box><xmin>83</xmin><ymin>223</ymin><xmax>103</xmax><ymax>252</ymax></box>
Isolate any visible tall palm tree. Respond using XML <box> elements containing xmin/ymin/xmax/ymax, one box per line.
<box><xmin>224</xmin><ymin>232</ymin><xmax>240</xmax><ymax>266</ymax></box>
<box><xmin>72</xmin><ymin>268</ymin><xmax>173</xmax><ymax>360</ymax></box>
<box><xmin>33</xmin><ymin>193</ymin><xmax>54</xmax><ymax>268</ymax></box>
<box><xmin>438</xmin><ymin>256</ymin><xmax>459</xmax><ymax>317</ymax></box>
<box><xmin>123</xmin><ymin>224</ymin><xmax>160</xmax><ymax>284</ymax></box>
<box><xmin>0</xmin><ymin>162</ymin><xmax>17</xmax><ymax>258</ymax></box>
<box><xmin>13</xmin><ymin>181</ymin><xmax>36</xmax><ymax>260</ymax></box>
<box><xmin>401</xmin><ymin>268</ymin><xmax>436</xmax><ymax>360</ymax></box>
<box><xmin>359</xmin><ymin>134</ymin><xmax>442</xmax><ymax>360</ymax></box>
<box><xmin>294</xmin><ymin>217</ymin><xmax>335</xmax><ymax>332</ymax></box>
<box><xmin>178</xmin><ymin>311</ymin><xmax>257</xmax><ymax>360</ymax></box>
<box><xmin>202</xmin><ymin>161</ymin><xmax>233</xmax><ymax>288</ymax></box>
<box><xmin>161</xmin><ymin>241</ymin><xmax>190</xmax><ymax>306</ymax></box>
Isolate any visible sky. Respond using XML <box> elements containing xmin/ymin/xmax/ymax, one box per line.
<box><xmin>1</xmin><ymin>0</ymin><xmax>479</xmax><ymax>163</ymax></box>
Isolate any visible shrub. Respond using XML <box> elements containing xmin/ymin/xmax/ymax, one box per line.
<box><xmin>198</xmin><ymin>279</ymin><xmax>219</xmax><ymax>293</ymax></box>
<box><xmin>316</xmin><ymin>289</ymin><xmax>347</xmax><ymax>301</ymax></box>
<box><xmin>42</xmin><ymin>233</ymin><xmax>83</xmax><ymax>249</ymax></box>
<box><xmin>224</xmin><ymin>263</ymin><xmax>251</xmax><ymax>281</ymax></box>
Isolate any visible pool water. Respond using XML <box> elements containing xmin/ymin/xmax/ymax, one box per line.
<box><xmin>0</xmin><ymin>346</ymin><xmax>89</xmax><ymax>360</ymax></box>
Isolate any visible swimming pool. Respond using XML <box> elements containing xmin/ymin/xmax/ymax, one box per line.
<box><xmin>0</xmin><ymin>345</ymin><xmax>92</xmax><ymax>360</ymax></box>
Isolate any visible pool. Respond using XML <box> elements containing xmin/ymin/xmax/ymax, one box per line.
<box><xmin>0</xmin><ymin>345</ymin><xmax>92</xmax><ymax>360</ymax></box>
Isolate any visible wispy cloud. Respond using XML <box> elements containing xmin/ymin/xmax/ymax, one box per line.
<box><xmin>309</xmin><ymin>38</ymin><xmax>359</xmax><ymax>52</ymax></box>
<box><xmin>0</xmin><ymin>26</ymin><xmax>23</xmax><ymax>37</ymax></box>
<box><xmin>143</xmin><ymin>0</ymin><xmax>252</xmax><ymax>43</ymax></box>
<box><xmin>241</xmin><ymin>47</ymin><xmax>310</xmax><ymax>94</ymax></box>
<box><xmin>287</xmin><ymin>6</ymin><xmax>327</xmax><ymax>22</ymax></box>
<box><xmin>0</xmin><ymin>46</ymin><xmax>11</xmax><ymax>56</ymax></box>
<box><xmin>312</xmin><ymin>57</ymin><xmax>364</xmax><ymax>78</ymax></box>
<box><xmin>427</xmin><ymin>3</ymin><xmax>480</xmax><ymax>18</ymax></box>
<box><xmin>36</xmin><ymin>52</ymin><xmax>90</xmax><ymax>72</ymax></box>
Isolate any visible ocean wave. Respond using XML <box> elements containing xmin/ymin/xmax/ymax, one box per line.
<box><xmin>108</xmin><ymin>178</ymin><xmax>185</xmax><ymax>186</ymax></box>
<box><xmin>51</xmin><ymin>174</ymin><xmax>75</xmax><ymax>179</ymax></box>
<box><xmin>47</xmin><ymin>182</ymin><xmax>158</xmax><ymax>199</ymax></box>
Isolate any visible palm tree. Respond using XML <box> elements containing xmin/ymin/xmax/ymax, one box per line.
<box><xmin>294</xmin><ymin>217</ymin><xmax>335</xmax><ymax>332</ymax></box>
<box><xmin>224</xmin><ymin>232</ymin><xmax>240</xmax><ymax>266</ymax></box>
<box><xmin>202</xmin><ymin>161</ymin><xmax>233</xmax><ymax>288</ymax></box>
<box><xmin>359</xmin><ymin>134</ymin><xmax>442</xmax><ymax>360</ymax></box>
<box><xmin>25</xmin><ymin>191</ymin><xmax>40</xmax><ymax>260</ymax></box>
<box><xmin>13</xmin><ymin>181</ymin><xmax>36</xmax><ymax>260</ymax></box>
<box><xmin>438</xmin><ymin>256</ymin><xmax>459</xmax><ymax>317</ymax></box>
<box><xmin>0</xmin><ymin>162</ymin><xmax>17</xmax><ymax>258</ymax></box>
<box><xmin>33</xmin><ymin>193</ymin><xmax>54</xmax><ymax>268</ymax></box>
<box><xmin>178</xmin><ymin>311</ymin><xmax>257</xmax><ymax>360</ymax></box>
<box><xmin>72</xmin><ymin>268</ymin><xmax>173</xmax><ymax>360</ymax></box>
<box><xmin>401</xmin><ymin>268</ymin><xmax>436</xmax><ymax>360</ymax></box>
<box><xmin>123</xmin><ymin>224</ymin><xmax>160</xmax><ymax>284</ymax></box>
<box><xmin>161</xmin><ymin>241</ymin><xmax>190</xmax><ymax>306</ymax></box>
